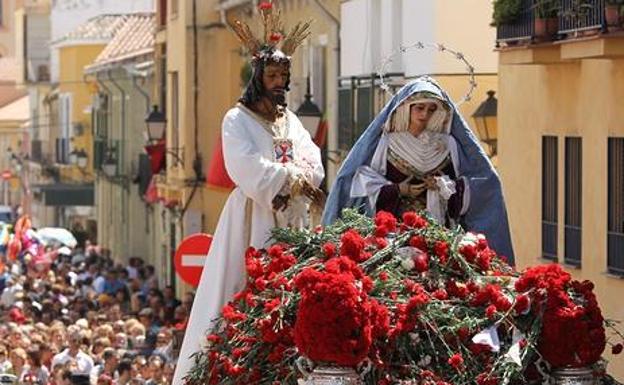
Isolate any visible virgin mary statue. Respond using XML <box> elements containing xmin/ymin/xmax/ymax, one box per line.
<box><xmin>322</xmin><ymin>77</ymin><xmax>514</xmax><ymax>262</ymax></box>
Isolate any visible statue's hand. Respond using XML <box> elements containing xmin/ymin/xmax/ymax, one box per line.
<box><xmin>398</xmin><ymin>176</ymin><xmax>425</xmax><ymax>197</ymax></box>
<box><xmin>301</xmin><ymin>181</ymin><xmax>326</xmax><ymax>208</ymax></box>
<box><xmin>424</xmin><ymin>175</ymin><xmax>439</xmax><ymax>191</ymax></box>
<box><xmin>272</xmin><ymin>194</ymin><xmax>290</xmax><ymax>211</ymax></box>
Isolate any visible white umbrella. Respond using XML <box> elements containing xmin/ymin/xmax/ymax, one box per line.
<box><xmin>35</xmin><ymin>227</ymin><xmax>78</xmax><ymax>248</ymax></box>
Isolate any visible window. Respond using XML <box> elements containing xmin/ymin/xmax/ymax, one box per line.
<box><xmin>337</xmin><ymin>78</ymin><xmax>375</xmax><ymax>151</ymax></box>
<box><xmin>542</xmin><ymin>136</ymin><xmax>558</xmax><ymax>261</ymax></box>
<box><xmin>337</xmin><ymin>87</ymin><xmax>353</xmax><ymax>151</ymax></box>
<box><xmin>95</xmin><ymin>94</ymin><xmax>109</xmax><ymax>138</ymax></box>
<box><xmin>608</xmin><ymin>138</ymin><xmax>624</xmax><ymax>275</ymax></box>
<box><xmin>564</xmin><ymin>137</ymin><xmax>582</xmax><ymax>266</ymax></box>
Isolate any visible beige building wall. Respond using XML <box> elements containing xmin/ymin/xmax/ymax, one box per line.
<box><xmin>433</xmin><ymin>0</ymin><xmax>498</xmax><ymax>74</ymax></box>
<box><xmin>95</xmin><ymin>66</ymin><xmax>162</xmax><ymax>267</ymax></box>
<box><xmin>498</xmin><ymin>52</ymin><xmax>624</xmax><ymax>380</ymax></box>
<box><xmin>0</xmin><ymin>0</ymin><xmax>17</xmax><ymax>57</ymax></box>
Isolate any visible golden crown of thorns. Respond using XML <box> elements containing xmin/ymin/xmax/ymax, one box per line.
<box><xmin>229</xmin><ymin>0</ymin><xmax>312</xmax><ymax>58</ymax></box>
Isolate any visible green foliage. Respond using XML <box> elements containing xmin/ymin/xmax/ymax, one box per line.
<box><xmin>560</xmin><ymin>0</ymin><xmax>596</xmax><ymax>23</ymax></box>
<box><xmin>492</xmin><ymin>0</ymin><xmax>524</xmax><ymax>26</ymax></box>
<box><xmin>533</xmin><ymin>0</ymin><xmax>560</xmax><ymax>19</ymax></box>
<box><xmin>605</xmin><ymin>0</ymin><xmax>624</xmax><ymax>6</ymax></box>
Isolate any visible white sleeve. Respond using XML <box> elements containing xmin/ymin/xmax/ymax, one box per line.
<box><xmin>290</xmin><ymin>111</ymin><xmax>325</xmax><ymax>188</ymax></box>
<box><xmin>350</xmin><ymin>136</ymin><xmax>392</xmax><ymax>208</ymax></box>
<box><xmin>222</xmin><ymin>111</ymin><xmax>289</xmax><ymax>211</ymax></box>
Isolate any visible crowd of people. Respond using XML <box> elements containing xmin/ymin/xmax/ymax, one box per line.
<box><xmin>0</xmin><ymin>239</ymin><xmax>192</xmax><ymax>385</ymax></box>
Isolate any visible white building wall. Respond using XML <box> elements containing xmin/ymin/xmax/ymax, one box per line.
<box><xmin>50</xmin><ymin>0</ymin><xmax>155</xmax><ymax>82</ymax></box>
<box><xmin>340</xmin><ymin>0</ymin><xmax>496</xmax><ymax>77</ymax></box>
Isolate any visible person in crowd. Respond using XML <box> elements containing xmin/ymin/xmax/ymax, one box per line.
<box><xmin>0</xmin><ymin>237</ymin><xmax>184</xmax><ymax>385</ymax></box>
<box><xmin>9</xmin><ymin>347</ymin><xmax>29</xmax><ymax>381</ymax></box>
<box><xmin>116</xmin><ymin>359</ymin><xmax>133</xmax><ymax>385</ymax></box>
<box><xmin>0</xmin><ymin>346</ymin><xmax>12</xmax><ymax>374</ymax></box>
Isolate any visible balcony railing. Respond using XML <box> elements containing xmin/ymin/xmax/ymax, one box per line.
<box><xmin>496</xmin><ymin>0</ymin><xmax>607</xmax><ymax>45</ymax></box>
<box><xmin>608</xmin><ymin>231</ymin><xmax>624</xmax><ymax>276</ymax></box>
<box><xmin>496</xmin><ymin>0</ymin><xmax>535</xmax><ymax>43</ymax></box>
<box><xmin>559</xmin><ymin>0</ymin><xmax>605</xmax><ymax>36</ymax></box>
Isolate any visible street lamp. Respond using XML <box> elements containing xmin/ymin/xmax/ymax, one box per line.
<box><xmin>471</xmin><ymin>90</ymin><xmax>498</xmax><ymax>158</ymax></box>
<box><xmin>145</xmin><ymin>105</ymin><xmax>166</xmax><ymax>142</ymax></box>
<box><xmin>69</xmin><ymin>149</ymin><xmax>78</xmax><ymax>165</ymax></box>
<box><xmin>101</xmin><ymin>151</ymin><xmax>117</xmax><ymax>177</ymax></box>
<box><xmin>295</xmin><ymin>76</ymin><xmax>323</xmax><ymax>138</ymax></box>
<box><xmin>76</xmin><ymin>150</ymin><xmax>88</xmax><ymax>169</ymax></box>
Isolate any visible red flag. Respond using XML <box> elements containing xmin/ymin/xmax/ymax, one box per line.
<box><xmin>145</xmin><ymin>140</ymin><xmax>166</xmax><ymax>174</ymax></box>
<box><xmin>207</xmin><ymin>135</ymin><xmax>235</xmax><ymax>189</ymax></box>
<box><xmin>313</xmin><ymin>118</ymin><xmax>328</xmax><ymax>148</ymax></box>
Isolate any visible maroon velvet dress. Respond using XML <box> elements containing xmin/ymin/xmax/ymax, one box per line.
<box><xmin>376</xmin><ymin>153</ymin><xmax>466</xmax><ymax>225</ymax></box>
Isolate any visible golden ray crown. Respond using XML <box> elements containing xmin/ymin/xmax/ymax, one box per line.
<box><xmin>229</xmin><ymin>0</ymin><xmax>312</xmax><ymax>58</ymax></box>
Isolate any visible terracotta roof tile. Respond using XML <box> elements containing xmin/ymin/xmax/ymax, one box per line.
<box><xmin>53</xmin><ymin>14</ymin><xmax>134</xmax><ymax>46</ymax></box>
<box><xmin>86</xmin><ymin>13</ymin><xmax>155</xmax><ymax>71</ymax></box>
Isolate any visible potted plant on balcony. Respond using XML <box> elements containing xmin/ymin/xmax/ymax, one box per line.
<box><xmin>605</xmin><ymin>0</ymin><xmax>623</xmax><ymax>31</ymax></box>
<box><xmin>560</xmin><ymin>0</ymin><xmax>598</xmax><ymax>37</ymax></box>
<box><xmin>491</xmin><ymin>0</ymin><xmax>523</xmax><ymax>26</ymax></box>
<box><xmin>533</xmin><ymin>0</ymin><xmax>560</xmax><ymax>41</ymax></box>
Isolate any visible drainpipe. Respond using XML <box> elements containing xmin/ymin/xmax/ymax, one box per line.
<box><xmin>108</xmin><ymin>69</ymin><xmax>126</xmax><ymax>178</ymax></box>
<box><xmin>131</xmin><ymin>72</ymin><xmax>151</xmax><ymax>114</ymax></box>
<box><xmin>108</xmin><ymin>68</ymin><xmax>129</xmax><ymax>255</ymax></box>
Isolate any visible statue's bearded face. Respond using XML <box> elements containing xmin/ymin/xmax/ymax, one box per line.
<box><xmin>261</xmin><ymin>62</ymin><xmax>290</xmax><ymax>107</ymax></box>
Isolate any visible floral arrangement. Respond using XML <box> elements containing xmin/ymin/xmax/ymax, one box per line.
<box><xmin>184</xmin><ymin>210</ymin><xmax>623</xmax><ymax>385</ymax></box>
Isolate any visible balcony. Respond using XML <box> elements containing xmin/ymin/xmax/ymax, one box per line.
<box><xmin>495</xmin><ymin>0</ymin><xmax>624</xmax><ymax>63</ymax></box>
<box><xmin>495</xmin><ymin>0</ymin><xmax>615</xmax><ymax>46</ymax></box>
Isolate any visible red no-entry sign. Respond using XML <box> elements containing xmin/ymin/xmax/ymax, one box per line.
<box><xmin>1</xmin><ymin>170</ymin><xmax>12</xmax><ymax>180</ymax></box>
<box><xmin>173</xmin><ymin>233</ymin><xmax>213</xmax><ymax>287</ymax></box>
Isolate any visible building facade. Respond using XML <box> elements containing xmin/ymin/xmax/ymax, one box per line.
<box><xmin>85</xmin><ymin>13</ymin><xmax>167</xmax><ymax>280</ymax></box>
<box><xmin>495</xmin><ymin>0</ymin><xmax>624</xmax><ymax>380</ymax></box>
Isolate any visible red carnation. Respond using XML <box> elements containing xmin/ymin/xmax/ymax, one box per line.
<box><xmin>433</xmin><ymin>241</ymin><xmax>449</xmax><ymax>263</ymax></box>
<box><xmin>409</xmin><ymin>235</ymin><xmax>427</xmax><ymax>251</ymax></box>
<box><xmin>264</xmin><ymin>298</ymin><xmax>281</xmax><ymax>313</ymax></box>
<box><xmin>514</xmin><ymin>294</ymin><xmax>530</xmax><ymax>315</ymax></box>
<box><xmin>322</xmin><ymin>242</ymin><xmax>336</xmax><ymax>258</ymax></box>
<box><xmin>432</xmin><ymin>288</ymin><xmax>448</xmax><ymax>300</ymax></box>
<box><xmin>402</xmin><ymin>211</ymin><xmax>428</xmax><ymax>229</ymax></box>
<box><xmin>485</xmin><ymin>304</ymin><xmax>497</xmax><ymax>319</ymax></box>
<box><xmin>448</xmin><ymin>353</ymin><xmax>464</xmax><ymax>369</ymax></box>
<box><xmin>612</xmin><ymin>343</ymin><xmax>623</xmax><ymax>355</ymax></box>
<box><xmin>340</xmin><ymin>229</ymin><xmax>368</xmax><ymax>262</ymax></box>
<box><xmin>413</xmin><ymin>252</ymin><xmax>430</xmax><ymax>273</ymax></box>
<box><xmin>293</xmin><ymin>264</ymin><xmax>374</xmax><ymax>366</ymax></box>
<box><xmin>258</xmin><ymin>1</ymin><xmax>273</xmax><ymax>10</ymax></box>
<box><xmin>374</xmin><ymin>211</ymin><xmax>397</xmax><ymax>237</ymax></box>
<box><xmin>269</xmin><ymin>32</ymin><xmax>282</xmax><ymax>42</ymax></box>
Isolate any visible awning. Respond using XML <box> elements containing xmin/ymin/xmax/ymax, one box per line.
<box><xmin>32</xmin><ymin>183</ymin><xmax>94</xmax><ymax>206</ymax></box>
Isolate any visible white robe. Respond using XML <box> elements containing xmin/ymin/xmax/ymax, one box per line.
<box><xmin>172</xmin><ymin>106</ymin><xmax>324</xmax><ymax>385</ymax></box>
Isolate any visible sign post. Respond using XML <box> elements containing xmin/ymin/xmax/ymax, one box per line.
<box><xmin>173</xmin><ymin>233</ymin><xmax>213</xmax><ymax>287</ymax></box>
